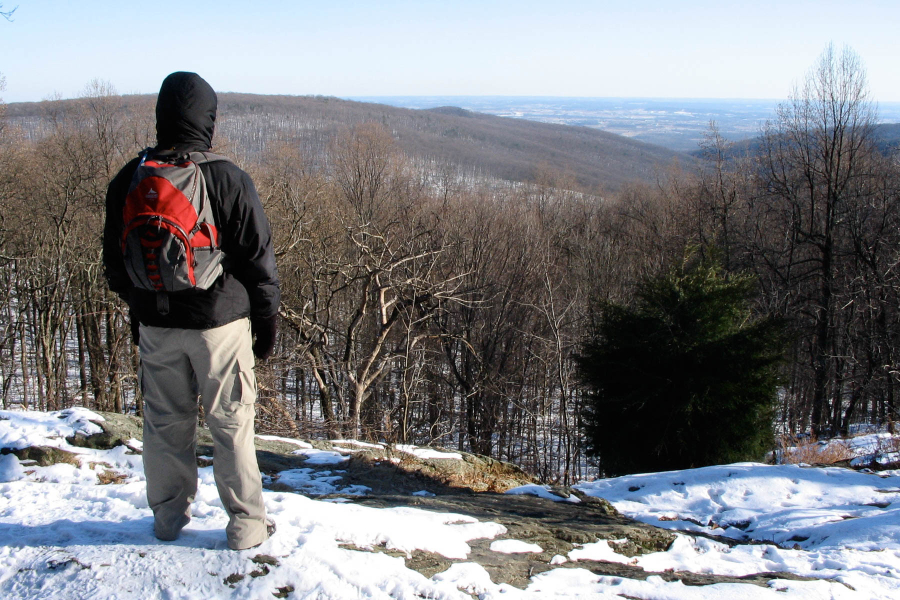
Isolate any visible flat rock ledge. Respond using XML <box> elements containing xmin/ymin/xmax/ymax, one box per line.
<box><xmin>17</xmin><ymin>411</ymin><xmax>818</xmax><ymax>591</ymax></box>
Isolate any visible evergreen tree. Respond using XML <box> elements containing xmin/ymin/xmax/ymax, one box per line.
<box><xmin>577</xmin><ymin>255</ymin><xmax>785</xmax><ymax>476</ymax></box>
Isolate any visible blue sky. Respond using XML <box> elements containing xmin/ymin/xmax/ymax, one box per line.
<box><xmin>1</xmin><ymin>0</ymin><xmax>898</xmax><ymax>103</ymax></box>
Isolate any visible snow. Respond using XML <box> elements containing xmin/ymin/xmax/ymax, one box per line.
<box><xmin>505</xmin><ymin>483</ymin><xmax>581</xmax><ymax>503</ymax></box>
<box><xmin>490</xmin><ymin>540</ymin><xmax>543</xmax><ymax>554</ymax></box>
<box><xmin>255</xmin><ymin>435</ymin><xmax>313</xmax><ymax>449</ymax></box>
<box><xmin>1</xmin><ymin>408</ymin><xmax>900</xmax><ymax>599</ymax></box>
<box><xmin>331</xmin><ymin>440</ymin><xmax>385</xmax><ymax>450</ymax></box>
<box><xmin>847</xmin><ymin>431</ymin><xmax>898</xmax><ymax>455</ymax></box>
<box><xmin>852</xmin><ymin>451</ymin><xmax>900</xmax><ymax>467</ymax></box>
<box><xmin>268</xmin><ymin>468</ymin><xmax>370</xmax><ymax>497</ymax></box>
<box><xmin>573</xmin><ymin>462</ymin><xmax>900</xmax><ymax>551</ymax></box>
<box><xmin>568</xmin><ymin>539</ymin><xmax>632</xmax><ymax>563</ymax></box>
<box><xmin>571</xmin><ymin>463</ymin><xmax>900</xmax><ymax>598</ymax></box>
<box><xmin>287</xmin><ymin>440</ymin><xmax>463</xmax><ymax>462</ymax></box>
<box><xmin>290</xmin><ymin>448</ymin><xmax>350</xmax><ymax>465</ymax></box>
<box><xmin>395</xmin><ymin>444</ymin><xmax>462</xmax><ymax>460</ymax></box>
<box><xmin>433</xmin><ymin>562</ymin><xmax>521</xmax><ymax>596</ymax></box>
<box><xmin>0</xmin><ymin>409</ymin><xmax>507</xmax><ymax>599</ymax></box>
<box><xmin>846</xmin><ymin>432</ymin><xmax>900</xmax><ymax>466</ymax></box>
<box><xmin>0</xmin><ymin>407</ymin><xmax>103</xmax><ymax>450</ymax></box>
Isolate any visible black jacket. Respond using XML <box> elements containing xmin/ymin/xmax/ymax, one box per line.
<box><xmin>103</xmin><ymin>72</ymin><xmax>280</xmax><ymax>329</ymax></box>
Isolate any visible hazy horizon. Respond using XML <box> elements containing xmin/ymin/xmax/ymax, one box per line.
<box><xmin>2</xmin><ymin>1</ymin><xmax>900</xmax><ymax>103</ymax></box>
<box><xmin>8</xmin><ymin>93</ymin><xmax>900</xmax><ymax>153</ymax></box>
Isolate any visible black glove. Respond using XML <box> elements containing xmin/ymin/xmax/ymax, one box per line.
<box><xmin>251</xmin><ymin>315</ymin><xmax>278</xmax><ymax>360</ymax></box>
<box><xmin>130</xmin><ymin>310</ymin><xmax>140</xmax><ymax>346</ymax></box>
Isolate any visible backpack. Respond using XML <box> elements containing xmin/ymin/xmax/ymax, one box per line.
<box><xmin>121</xmin><ymin>149</ymin><xmax>229</xmax><ymax>314</ymax></box>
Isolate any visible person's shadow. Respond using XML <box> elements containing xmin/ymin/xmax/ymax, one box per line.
<box><xmin>0</xmin><ymin>517</ymin><xmax>232</xmax><ymax>550</ymax></box>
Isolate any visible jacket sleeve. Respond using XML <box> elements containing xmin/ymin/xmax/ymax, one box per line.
<box><xmin>221</xmin><ymin>168</ymin><xmax>281</xmax><ymax>319</ymax></box>
<box><xmin>103</xmin><ymin>159</ymin><xmax>139</xmax><ymax>302</ymax></box>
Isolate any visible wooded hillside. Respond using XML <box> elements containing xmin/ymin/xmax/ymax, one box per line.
<box><xmin>6</xmin><ymin>92</ymin><xmax>690</xmax><ymax>194</ymax></box>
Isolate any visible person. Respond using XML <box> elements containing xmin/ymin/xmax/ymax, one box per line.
<box><xmin>103</xmin><ymin>72</ymin><xmax>280</xmax><ymax>550</ymax></box>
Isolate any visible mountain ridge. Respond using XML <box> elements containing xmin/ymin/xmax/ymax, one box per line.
<box><xmin>5</xmin><ymin>93</ymin><xmax>695</xmax><ymax>193</ymax></box>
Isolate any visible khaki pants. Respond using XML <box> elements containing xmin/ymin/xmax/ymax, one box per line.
<box><xmin>139</xmin><ymin>317</ymin><xmax>268</xmax><ymax>550</ymax></box>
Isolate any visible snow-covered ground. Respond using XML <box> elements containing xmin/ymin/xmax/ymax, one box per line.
<box><xmin>571</xmin><ymin>464</ymin><xmax>900</xmax><ymax>598</ymax></box>
<box><xmin>1</xmin><ymin>407</ymin><xmax>899</xmax><ymax>599</ymax></box>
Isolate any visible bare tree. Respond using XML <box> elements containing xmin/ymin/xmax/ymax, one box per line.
<box><xmin>756</xmin><ymin>44</ymin><xmax>877</xmax><ymax>436</ymax></box>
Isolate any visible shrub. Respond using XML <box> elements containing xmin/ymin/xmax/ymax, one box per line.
<box><xmin>775</xmin><ymin>435</ymin><xmax>854</xmax><ymax>465</ymax></box>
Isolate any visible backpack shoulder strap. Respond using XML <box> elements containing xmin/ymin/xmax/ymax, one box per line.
<box><xmin>189</xmin><ymin>151</ymin><xmax>233</xmax><ymax>166</ymax></box>
<box><xmin>139</xmin><ymin>147</ymin><xmax>178</xmax><ymax>163</ymax></box>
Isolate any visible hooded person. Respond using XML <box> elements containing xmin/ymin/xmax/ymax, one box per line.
<box><xmin>103</xmin><ymin>72</ymin><xmax>279</xmax><ymax>550</ymax></box>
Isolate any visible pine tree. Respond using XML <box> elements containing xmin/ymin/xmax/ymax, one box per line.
<box><xmin>577</xmin><ymin>255</ymin><xmax>785</xmax><ymax>476</ymax></box>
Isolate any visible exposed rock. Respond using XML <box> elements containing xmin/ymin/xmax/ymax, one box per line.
<box><xmin>359</xmin><ymin>488</ymin><xmax>677</xmax><ymax>586</ymax></box>
<box><xmin>340</xmin><ymin>446</ymin><xmax>536</xmax><ymax>493</ymax></box>
<box><xmin>1</xmin><ymin>445</ymin><xmax>81</xmax><ymax>467</ymax></box>
<box><xmin>569</xmin><ymin>488</ymin><xmax>619</xmax><ymax>515</ymax></box>
<box><xmin>65</xmin><ymin>412</ymin><xmax>143</xmax><ymax>450</ymax></box>
<box><xmin>81</xmin><ymin>413</ymin><xmax>534</xmax><ymax>491</ymax></box>
<box><xmin>360</xmin><ymin>490</ymin><xmax>816</xmax><ymax>589</ymax></box>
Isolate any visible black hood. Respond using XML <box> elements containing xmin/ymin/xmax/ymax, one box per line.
<box><xmin>155</xmin><ymin>72</ymin><xmax>217</xmax><ymax>150</ymax></box>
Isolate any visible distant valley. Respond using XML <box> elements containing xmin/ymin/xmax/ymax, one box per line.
<box><xmin>352</xmin><ymin>96</ymin><xmax>900</xmax><ymax>152</ymax></box>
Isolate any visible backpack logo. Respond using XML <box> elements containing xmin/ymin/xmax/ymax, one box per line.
<box><xmin>121</xmin><ymin>150</ymin><xmax>228</xmax><ymax>298</ymax></box>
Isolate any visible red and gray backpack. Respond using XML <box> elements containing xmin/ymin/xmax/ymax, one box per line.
<box><xmin>122</xmin><ymin>149</ymin><xmax>229</xmax><ymax>313</ymax></box>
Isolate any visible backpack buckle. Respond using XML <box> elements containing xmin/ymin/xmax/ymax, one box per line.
<box><xmin>156</xmin><ymin>292</ymin><xmax>170</xmax><ymax>315</ymax></box>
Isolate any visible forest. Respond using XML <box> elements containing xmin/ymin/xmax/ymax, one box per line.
<box><xmin>0</xmin><ymin>46</ymin><xmax>898</xmax><ymax>483</ymax></box>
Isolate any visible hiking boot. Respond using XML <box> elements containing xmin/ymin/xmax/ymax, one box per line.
<box><xmin>243</xmin><ymin>519</ymin><xmax>276</xmax><ymax>550</ymax></box>
<box><xmin>154</xmin><ymin>513</ymin><xmax>191</xmax><ymax>542</ymax></box>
